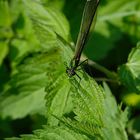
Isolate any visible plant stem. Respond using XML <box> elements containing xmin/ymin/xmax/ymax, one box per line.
<box><xmin>80</xmin><ymin>55</ymin><xmax>118</xmax><ymax>80</ymax></box>
<box><xmin>69</xmin><ymin>43</ymin><xmax>118</xmax><ymax>81</ymax></box>
<box><xmin>94</xmin><ymin>77</ymin><xmax>118</xmax><ymax>83</ymax></box>
<box><xmin>88</xmin><ymin>59</ymin><xmax>118</xmax><ymax>80</ymax></box>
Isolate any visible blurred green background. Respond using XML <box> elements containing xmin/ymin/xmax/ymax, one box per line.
<box><xmin>0</xmin><ymin>0</ymin><xmax>140</xmax><ymax>139</ymax></box>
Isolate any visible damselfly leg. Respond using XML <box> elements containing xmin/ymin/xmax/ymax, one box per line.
<box><xmin>66</xmin><ymin>59</ymin><xmax>88</xmax><ymax>80</ymax></box>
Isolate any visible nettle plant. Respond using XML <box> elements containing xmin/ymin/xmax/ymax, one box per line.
<box><xmin>0</xmin><ymin>0</ymin><xmax>140</xmax><ymax>140</ymax></box>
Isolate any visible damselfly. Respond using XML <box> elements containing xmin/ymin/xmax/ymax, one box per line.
<box><xmin>66</xmin><ymin>0</ymin><xmax>99</xmax><ymax>78</ymax></box>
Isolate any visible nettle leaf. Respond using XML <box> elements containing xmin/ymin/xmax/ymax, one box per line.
<box><xmin>4</xmin><ymin>72</ymin><xmax>128</xmax><ymax>139</ymax></box>
<box><xmin>45</xmin><ymin>74</ymin><xmax>73</xmax><ymax>126</ymax></box>
<box><xmin>0</xmin><ymin>0</ymin><xmax>41</xmax><ymax>68</ymax></box>
<box><xmin>5</xmin><ymin>126</ymin><xmax>90</xmax><ymax>140</ymax></box>
<box><xmin>9</xmin><ymin>1</ymin><xmax>41</xmax><ymax>66</ymax></box>
<box><xmin>58</xmin><ymin>76</ymin><xmax>105</xmax><ymax>139</ymax></box>
<box><xmin>0</xmin><ymin>48</ymin><xmax>63</xmax><ymax>119</ymax></box>
<box><xmin>23</xmin><ymin>0</ymin><xmax>70</xmax><ymax>50</ymax></box>
<box><xmin>0</xmin><ymin>1</ymin><xmax>11</xmax><ymax>27</ymax></box>
<box><xmin>44</xmin><ymin>0</ymin><xmax>65</xmax><ymax>10</ymax></box>
<box><xmin>61</xmin><ymin>80</ymin><xmax>128</xmax><ymax>140</ymax></box>
<box><xmin>3</xmin><ymin>1</ymin><xmax>128</xmax><ymax>139</ymax></box>
<box><xmin>118</xmin><ymin>42</ymin><xmax>140</xmax><ymax>93</ymax></box>
<box><xmin>0</xmin><ymin>0</ymin><xmax>72</xmax><ymax>120</ymax></box>
<box><xmin>99</xmin><ymin>0</ymin><xmax>140</xmax><ymax>21</ymax></box>
<box><xmin>19</xmin><ymin>0</ymin><xmax>73</xmax><ymax>125</ymax></box>
<box><xmin>102</xmin><ymin>82</ymin><xmax>129</xmax><ymax>140</ymax></box>
<box><xmin>0</xmin><ymin>1</ymin><xmax>13</xmax><ymax>39</ymax></box>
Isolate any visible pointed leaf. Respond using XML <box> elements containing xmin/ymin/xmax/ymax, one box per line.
<box><xmin>5</xmin><ymin>126</ymin><xmax>90</xmax><ymax>140</ymax></box>
<box><xmin>0</xmin><ymin>48</ymin><xmax>62</xmax><ymax>119</ymax></box>
<box><xmin>118</xmin><ymin>42</ymin><xmax>140</xmax><ymax>93</ymax></box>
<box><xmin>23</xmin><ymin>0</ymin><xmax>70</xmax><ymax>49</ymax></box>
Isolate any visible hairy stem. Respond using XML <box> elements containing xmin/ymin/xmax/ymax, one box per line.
<box><xmin>88</xmin><ymin>59</ymin><xmax>118</xmax><ymax>79</ymax></box>
<box><xmin>80</xmin><ymin>55</ymin><xmax>118</xmax><ymax>81</ymax></box>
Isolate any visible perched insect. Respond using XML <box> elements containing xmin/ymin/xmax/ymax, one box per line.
<box><xmin>66</xmin><ymin>0</ymin><xmax>99</xmax><ymax>79</ymax></box>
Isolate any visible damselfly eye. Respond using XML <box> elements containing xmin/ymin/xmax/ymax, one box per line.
<box><xmin>66</xmin><ymin>68</ymin><xmax>76</xmax><ymax>77</ymax></box>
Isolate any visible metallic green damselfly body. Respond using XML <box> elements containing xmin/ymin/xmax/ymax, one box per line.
<box><xmin>66</xmin><ymin>0</ymin><xmax>99</xmax><ymax>78</ymax></box>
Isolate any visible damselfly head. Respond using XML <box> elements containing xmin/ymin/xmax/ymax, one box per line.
<box><xmin>66</xmin><ymin>67</ymin><xmax>76</xmax><ymax>77</ymax></box>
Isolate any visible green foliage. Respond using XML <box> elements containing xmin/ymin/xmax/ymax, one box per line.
<box><xmin>64</xmin><ymin>0</ymin><xmax>140</xmax><ymax>61</ymax></box>
<box><xmin>118</xmin><ymin>42</ymin><xmax>140</xmax><ymax>93</ymax></box>
<box><xmin>102</xmin><ymin>82</ymin><xmax>129</xmax><ymax>140</ymax></box>
<box><xmin>23</xmin><ymin>0</ymin><xmax>70</xmax><ymax>50</ymax></box>
<box><xmin>0</xmin><ymin>49</ymin><xmax>63</xmax><ymax>119</ymax></box>
<box><xmin>0</xmin><ymin>0</ymin><xmax>140</xmax><ymax>140</ymax></box>
<box><xmin>5</xmin><ymin>126</ymin><xmax>91</xmax><ymax>140</ymax></box>
<box><xmin>122</xmin><ymin>92</ymin><xmax>140</xmax><ymax>108</ymax></box>
<box><xmin>0</xmin><ymin>1</ymin><xmax>11</xmax><ymax>27</ymax></box>
<box><xmin>0</xmin><ymin>0</ymin><xmax>40</xmax><ymax>69</ymax></box>
<box><xmin>0</xmin><ymin>42</ymin><xmax>8</xmax><ymax>66</ymax></box>
<box><xmin>127</xmin><ymin>116</ymin><xmax>140</xmax><ymax>140</ymax></box>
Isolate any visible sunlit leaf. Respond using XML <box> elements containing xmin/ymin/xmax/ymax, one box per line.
<box><xmin>23</xmin><ymin>0</ymin><xmax>70</xmax><ymax>50</ymax></box>
<box><xmin>0</xmin><ymin>48</ymin><xmax>63</xmax><ymax>119</ymax></box>
<box><xmin>118</xmin><ymin>42</ymin><xmax>140</xmax><ymax>93</ymax></box>
<box><xmin>0</xmin><ymin>42</ymin><xmax>8</xmax><ymax>66</ymax></box>
<box><xmin>5</xmin><ymin>126</ymin><xmax>90</xmax><ymax>140</ymax></box>
<box><xmin>0</xmin><ymin>1</ymin><xmax>11</xmax><ymax>27</ymax></box>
